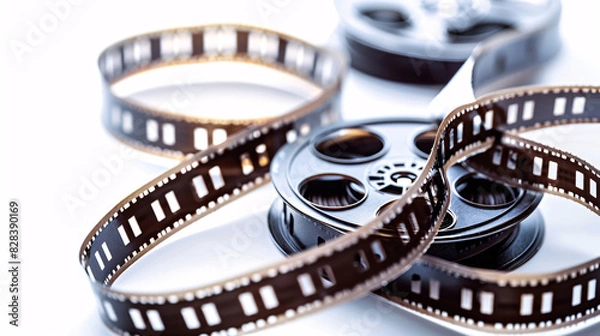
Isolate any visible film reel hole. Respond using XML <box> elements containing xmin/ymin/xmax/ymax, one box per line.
<box><xmin>447</xmin><ymin>22</ymin><xmax>512</xmax><ymax>43</ymax></box>
<box><xmin>413</xmin><ymin>128</ymin><xmax>437</xmax><ymax>158</ymax></box>
<box><xmin>299</xmin><ymin>174</ymin><xmax>366</xmax><ymax>210</ymax></box>
<box><xmin>314</xmin><ymin>128</ymin><xmax>386</xmax><ymax>163</ymax></box>
<box><xmin>455</xmin><ymin>175</ymin><xmax>519</xmax><ymax>208</ymax></box>
<box><xmin>360</xmin><ymin>8</ymin><xmax>410</xmax><ymax>30</ymax></box>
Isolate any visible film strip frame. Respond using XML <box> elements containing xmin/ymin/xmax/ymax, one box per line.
<box><xmin>80</xmin><ymin>25</ymin><xmax>600</xmax><ymax>336</ymax></box>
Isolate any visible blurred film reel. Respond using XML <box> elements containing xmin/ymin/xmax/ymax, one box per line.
<box><xmin>335</xmin><ymin>0</ymin><xmax>561</xmax><ymax>83</ymax></box>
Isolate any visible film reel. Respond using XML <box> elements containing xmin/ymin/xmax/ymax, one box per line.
<box><xmin>79</xmin><ymin>10</ymin><xmax>600</xmax><ymax>336</ymax></box>
<box><xmin>268</xmin><ymin>118</ymin><xmax>544</xmax><ymax>269</ymax></box>
<box><xmin>335</xmin><ymin>0</ymin><xmax>561</xmax><ymax>83</ymax></box>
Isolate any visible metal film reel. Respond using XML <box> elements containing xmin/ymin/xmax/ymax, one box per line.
<box><xmin>269</xmin><ymin>118</ymin><xmax>544</xmax><ymax>269</ymax></box>
<box><xmin>335</xmin><ymin>0</ymin><xmax>562</xmax><ymax>83</ymax></box>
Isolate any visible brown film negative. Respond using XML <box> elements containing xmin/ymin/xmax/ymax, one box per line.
<box><xmin>80</xmin><ymin>24</ymin><xmax>600</xmax><ymax>336</ymax></box>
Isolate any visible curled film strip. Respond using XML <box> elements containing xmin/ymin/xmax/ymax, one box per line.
<box><xmin>79</xmin><ymin>19</ymin><xmax>599</xmax><ymax>336</ymax></box>
<box><xmin>96</xmin><ymin>24</ymin><xmax>344</xmax><ymax>158</ymax></box>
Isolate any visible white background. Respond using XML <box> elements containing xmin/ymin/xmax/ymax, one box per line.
<box><xmin>2</xmin><ymin>0</ymin><xmax>600</xmax><ymax>335</ymax></box>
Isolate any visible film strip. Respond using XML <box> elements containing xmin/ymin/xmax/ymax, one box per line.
<box><xmin>79</xmin><ymin>23</ymin><xmax>600</xmax><ymax>336</ymax></box>
<box><xmin>98</xmin><ymin>24</ymin><xmax>344</xmax><ymax>158</ymax></box>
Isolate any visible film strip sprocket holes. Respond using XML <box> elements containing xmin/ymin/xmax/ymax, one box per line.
<box><xmin>81</xmin><ymin>26</ymin><xmax>600</xmax><ymax>336</ymax></box>
<box><xmin>98</xmin><ymin>24</ymin><xmax>345</xmax><ymax>158</ymax></box>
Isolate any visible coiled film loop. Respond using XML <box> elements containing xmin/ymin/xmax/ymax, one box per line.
<box><xmin>99</xmin><ymin>24</ymin><xmax>345</xmax><ymax>158</ymax></box>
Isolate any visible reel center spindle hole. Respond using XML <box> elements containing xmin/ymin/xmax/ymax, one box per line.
<box><xmin>390</xmin><ymin>171</ymin><xmax>417</xmax><ymax>186</ymax></box>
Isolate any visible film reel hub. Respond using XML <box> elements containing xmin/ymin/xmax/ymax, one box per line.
<box><xmin>368</xmin><ymin>158</ymin><xmax>424</xmax><ymax>195</ymax></box>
